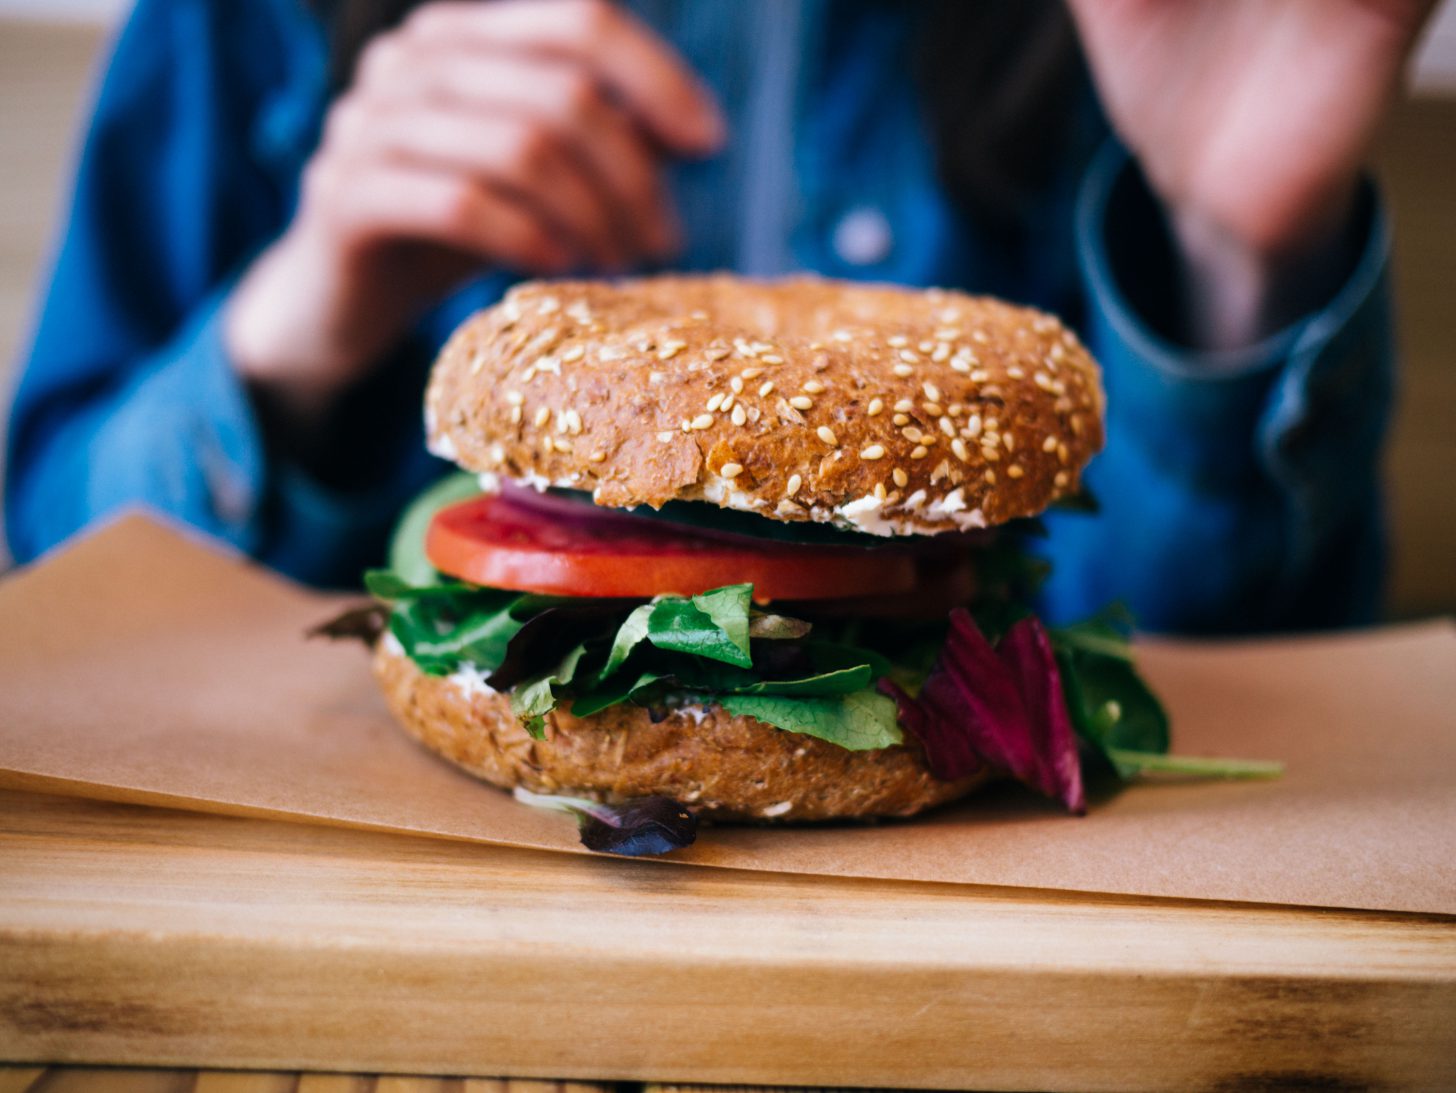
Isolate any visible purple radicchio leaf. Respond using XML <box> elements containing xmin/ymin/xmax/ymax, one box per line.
<box><xmin>513</xmin><ymin>788</ymin><xmax>698</xmax><ymax>857</ymax></box>
<box><xmin>308</xmin><ymin>602</ymin><xmax>389</xmax><ymax>647</ymax></box>
<box><xmin>880</xmin><ymin>609</ymin><xmax>1085</xmax><ymax>814</ymax></box>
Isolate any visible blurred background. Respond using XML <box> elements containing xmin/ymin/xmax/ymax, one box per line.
<box><xmin>1</xmin><ymin>1</ymin><xmax>1453</xmax><ymax>616</ymax></box>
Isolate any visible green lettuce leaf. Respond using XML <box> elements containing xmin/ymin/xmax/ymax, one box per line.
<box><xmin>721</xmin><ymin>691</ymin><xmax>903</xmax><ymax>751</ymax></box>
<box><xmin>646</xmin><ymin>587</ymin><xmax>754</xmax><ymax>668</ymax></box>
<box><xmin>511</xmin><ymin>645</ymin><xmax>589</xmax><ymax>738</ymax></box>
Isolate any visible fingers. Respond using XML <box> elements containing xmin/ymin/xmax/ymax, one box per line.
<box><xmin>328</xmin><ymin>99</ymin><xmax>629</xmax><ymax>267</ymax></box>
<box><xmin>351</xmin><ymin>51</ymin><xmax>678</xmax><ymax>257</ymax></box>
<box><xmin>302</xmin><ymin>155</ymin><xmax>574</xmax><ymax>275</ymax></box>
<box><xmin>401</xmin><ymin>0</ymin><xmax>726</xmax><ymax>155</ymax></box>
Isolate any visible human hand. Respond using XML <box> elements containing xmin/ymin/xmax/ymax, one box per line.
<box><xmin>1066</xmin><ymin>0</ymin><xmax>1437</xmax><ymax>348</ymax></box>
<box><xmin>226</xmin><ymin>0</ymin><xmax>723</xmax><ymax>425</ymax></box>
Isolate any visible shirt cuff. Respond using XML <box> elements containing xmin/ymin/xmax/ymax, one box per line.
<box><xmin>1073</xmin><ymin>140</ymin><xmax>1386</xmax><ymax>489</ymax></box>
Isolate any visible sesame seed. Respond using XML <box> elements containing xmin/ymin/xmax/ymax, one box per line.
<box><xmin>950</xmin><ymin>358</ymin><xmax>971</xmax><ymax>374</ymax></box>
<box><xmin>721</xmin><ymin>393</ymin><xmax>735</xmax><ymax>412</ymax></box>
<box><xmin>918</xmin><ymin>340</ymin><xmax>934</xmax><ymax>354</ymax></box>
<box><xmin>902</xmin><ymin>425</ymin><xmax>924</xmax><ymax>443</ymax></box>
<box><xmin>923</xmin><ymin>402</ymin><xmax>943</xmax><ymax>417</ymax></box>
<box><xmin>985</xmin><ymin>469</ymin><xmax>996</xmax><ymax>484</ymax></box>
<box><xmin>759</xmin><ymin>381</ymin><xmax>776</xmax><ymax>397</ymax></box>
<box><xmin>740</xmin><ymin>366</ymin><xmax>765</xmax><ymax>380</ymax></box>
<box><xmin>893</xmin><ymin>413</ymin><xmax>911</xmax><ymax>427</ymax></box>
<box><xmin>1002</xmin><ymin>432</ymin><xmax>1015</xmax><ymax>452</ymax></box>
<box><xmin>965</xmin><ymin>414</ymin><xmax>983</xmax><ymax>438</ymax></box>
<box><xmin>1043</xmin><ymin>435</ymin><xmax>1059</xmax><ymax>453</ymax></box>
<box><xmin>588</xmin><ymin>450</ymin><xmax>607</xmax><ymax>463</ymax></box>
<box><xmin>923</xmin><ymin>382</ymin><xmax>942</xmax><ymax>402</ymax></box>
<box><xmin>931</xmin><ymin>343</ymin><xmax>951</xmax><ymax>363</ymax></box>
<box><xmin>893</xmin><ymin>364</ymin><xmax>914</xmax><ymax>378</ymax></box>
<box><xmin>832</xmin><ymin>329</ymin><xmax>853</xmax><ymax>343</ymax></box>
<box><xmin>802</xmin><ymin>380</ymin><xmax>826</xmax><ymax>394</ymax></box>
<box><xmin>969</xmin><ymin>369</ymin><xmax>991</xmax><ymax>383</ymax></box>
<box><xmin>657</xmin><ymin>431</ymin><xmax>674</xmax><ymax>443</ymax></box>
<box><xmin>935</xmin><ymin>328</ymin><xmax>960</xmax><ymax>341</ymax></box>
<box><xmin>706</xmin><ymin>393</ymin><xmax>725</xmax><ymax>412</ymax></box>
<box><xmin>534</xmin><ymin>407</ymin><xmax>551</xmax><ymax>428</ymax></box>
<box><xmin>538</xmin><ymin>296</ymin><xmax>560</xmax><ymax>314</ymax></box>
<box><xmin>730</xmin><ymin>376</ymin><xmax>745</xmax><ymax>394</ymax></box>
<box><xmin>552</xmin><ymin>437</ymin><xmax>572</xmax><ymax>454</ymax></box>
<box><xmin>972</xmin><ymin>330</ymin><xmax>989</xmax><ymax>344</ymax></box>
<box><xmin>1054</xmin><ymin>470</ymin><xmax>1069</xmax><ymax>487</ymax></box>
<box><xmin>657</xmin><ymin>341</ymin><xmax>686</xmax><ymax>360</ymax></box>
<box><xmin>1058</xmin><ymin>442</ymin><xmax>1069</xmax><ymax>463</ymax></box>
<box><xmin>720</xmin><ymin>462</ymin><xmax>744</xmax><ymax>479</ymax></box>
<box><xmin>731</xmin><ymin>404</ymin><xmax>747</xmax><ymax>427</ymax></box>
<box><xmin>874</xmin><ymin>482</ymin><xmax>888</xmax><ymax>501</ymax></box>
<box><xmin>816</xmin><ymin>425</ymin><xmax>838</xmax><ymax>445</ymax></box>
<box><xmin>691</xmin><ymin>413</ymin><xmax>715</xmax><ymax>430</ymax></box>
<box><xmin>505</xmin><ymin>390</ymin><xmax>525</xmax><ymax>405</ymax></box>
<box><xmin>790</xmin><ymin>395</ymin><xmax>814</xmax><ymax>411</ymax></box>
<box><xmin>1008</xmin><ymin>367</ymin><xmax>1026</xmax><ymax>380</ymax></box>
<box><xmin>887</xmin><ymin>335</ymin><xmax>909</xmax><ymax>348</ymax></box>
<box><xmin>981</xmin><ymin>445</ymin><xmax>1000</xmax><ymax>462</ymax></box>
<box><xmin>563</xmin><ymin>409</ymin><xmax>582</xmax><ymax>435</ymax></box>
<box><xmin>898</xmin><ymin>349</ymin><xmax>920</xmax><ymax>364</ymax></box>
<box><xmin>761</xmin><ymin>354</ymin><xmax>785</xmax><ymax>365</ymax></box>
<box><xmin>861</xmin><ymin>444</ymin><xmax>886</xmax><ymax>461</ymax></box>
<box><xmin>509</xmin><ymin>405</ymin><xmax>523</xmax><ymax>425</ymax></box>
<box><xmin>867</xmin><ymin>397</ymin><xmax>885</xmax><ymax>417</ymax></box>
<box><xmin>705</xmin><ymin>346</ymin><xmax>732</xmax><ymax>362</ymax></box>
<box><xmin>910</xmin><ymin>445</ymin><xmax>929</xmax><ymax>460</ymax></box>
<box><xmin>1034</xmin><ymin>371</ymin><xmax>1054</xmax><ymax>391</ymax></box>
<box><xmin>930</xmin><ymin>460</ymin><xmax>950</xmax><ymax>484</ymax></box>
<box><xmin>939</xmin><ymin>417</ymin><xmax>956</xmax><ymax>437</ymax></box>
<box><xmin>1007</xmin><ymin>464</ymin><xmax>1024</xmax><ymax>479</ymax></box>
<box><xmin>561</xmin><ymin>345</ymin><xmax>585</xmax><ymax>363</ymax></box>
<box><xmin>892</xmin><ymin>468</ymin><xmax>908</xmax><ymax>488</ymax></box>
<box><xmin>951</xmin><ymin>438</ymin><xmax>970</xmax><ymax>462</ymax></box>
<box><xmin>785</xmin><ymin>473</ymin><xmax>802</xmax><ymax>496</ymax></box>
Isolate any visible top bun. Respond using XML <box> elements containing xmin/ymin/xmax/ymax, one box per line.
<box><xmin>425</xmin><ymin>275</ymin><xmax>1104</xmax><ymax>536</ymax></box>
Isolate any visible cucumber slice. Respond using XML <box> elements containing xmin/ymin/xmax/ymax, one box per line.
<box><xmin>387</xmin><ymin>472</ymin><xmax>483</xmax><ymax>585</ymax></box>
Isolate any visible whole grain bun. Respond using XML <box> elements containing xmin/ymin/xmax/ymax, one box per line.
<box><xmin>374</xmin><ymin>637</ymin><xmax>987</xmax><ymax>822</ymax></box>
<box><xmin>426</xmin><ymin>275</ymin><xmax>1104</xmax><ymax>536</ymax></box>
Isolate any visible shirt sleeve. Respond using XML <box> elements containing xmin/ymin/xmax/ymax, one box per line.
<box><xmin>1039</xmin><ymin>142</ymin><xmax>1395</xmax><ymax>634</ymax></box>
<box><xmin>3</xmin><ymin>0</ymin><xmax>441</xmax><ymax>586</ymax></box>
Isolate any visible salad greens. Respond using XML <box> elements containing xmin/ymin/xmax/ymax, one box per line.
<box><xmin>512</xmin><ymin>787</ymin><xmax>698</xmax><ymax>856</ymax></box>
<box><xmin>339</xmin><ymin>473</ymin><xmax>1281</xmax><ymax>811</ymax></box>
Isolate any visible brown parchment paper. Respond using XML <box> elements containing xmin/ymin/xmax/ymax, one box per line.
<box><xmin>2</xmin><ymin>513</ymin><xmax>1453</xmax><ymax>914</ymax></box>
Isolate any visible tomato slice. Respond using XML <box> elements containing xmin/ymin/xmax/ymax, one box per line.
<box><xmin>426</xmin><ymin>491</ymin><xmax>922</xmax><ymax>602</ymax></box>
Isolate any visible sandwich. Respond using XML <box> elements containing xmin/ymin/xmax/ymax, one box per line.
<box><xmin>322</xmin><ymin>275</ymin><xmax>1276</xmax><ymax>854</ymax></box>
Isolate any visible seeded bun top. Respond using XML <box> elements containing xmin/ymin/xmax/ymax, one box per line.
<box><xmin>425</xmin><ymin>275</ymin><xmax>1105</xmax><ymax>536</ymax></box>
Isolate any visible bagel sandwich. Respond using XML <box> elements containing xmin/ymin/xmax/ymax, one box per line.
<box><xmin>322</xmin><ymin>274</ymin><xmax>1226</xmax><ymax>849</ymax></box>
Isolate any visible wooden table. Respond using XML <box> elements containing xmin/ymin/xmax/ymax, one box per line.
<box><xmin>3</xmin><ymin>790</ymin><xmax>1454</xmax><ymax>1092</ymax></box>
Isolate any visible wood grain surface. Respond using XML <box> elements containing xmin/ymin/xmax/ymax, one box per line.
<box><xmin>2</xmin><ymin>791</ymin><xmax>1453</xmax><ymax>1092</ymax></box>
<box><xmin>0</xmin><ymin>1070</ymin><xmax>613</xmax><ymax>1093</ymax></box>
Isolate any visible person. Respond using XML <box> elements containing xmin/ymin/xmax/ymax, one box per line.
<box><xmin>4</xmin><ymin>0</ymin><xmax>1437</xmax><ymax>632</ymax></box>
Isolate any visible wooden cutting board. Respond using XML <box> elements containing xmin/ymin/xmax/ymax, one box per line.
<box><xmin>2</xmin><ymin>789</ymin><xmax>1453</xmax><ymax>1092</ymax></box>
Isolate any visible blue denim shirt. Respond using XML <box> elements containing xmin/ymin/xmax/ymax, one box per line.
<box><xmin>5</xmin><ymin>0</ymin><xmax>1395</xmax><ymax>633</ymax></box>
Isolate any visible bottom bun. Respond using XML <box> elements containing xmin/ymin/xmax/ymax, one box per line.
<box><xmin>373</xmin><ymin>639</ymin><xmax>987</xmax><ymax>822</ymax></box>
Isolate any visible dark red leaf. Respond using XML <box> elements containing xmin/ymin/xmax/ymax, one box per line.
<box><xmin>884</xmin><ymin>610</ymin><xmax>1085</xmax><ymax>814</ymax></box>
<box><xmin>308</xmin><ymin>602</ymin><xmax>388</xmax><ymax>647</ymax></box>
